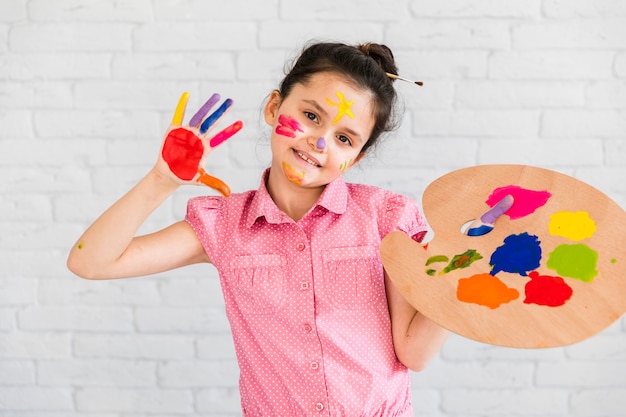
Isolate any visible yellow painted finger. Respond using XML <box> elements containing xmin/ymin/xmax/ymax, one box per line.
<box><xmin>197</xmin><ymin>168</ymin><xmax>231</xmax><ymax>197</ymax></box>
<box><xmin>171</xmin><ymin>92</ymin><xmax>190</xmax><ymax>126</ymax></box>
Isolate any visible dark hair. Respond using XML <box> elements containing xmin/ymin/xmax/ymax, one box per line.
<box><xmin>278</xmin><ymin>41</ymin><xmax>399</xmax><ymax>154</ymax></box>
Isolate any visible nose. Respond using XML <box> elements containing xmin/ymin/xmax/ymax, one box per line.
<box><xmin>309</xmin><ymin>136</ymin><xmax>326</xmax><ymax>152</ymax></box>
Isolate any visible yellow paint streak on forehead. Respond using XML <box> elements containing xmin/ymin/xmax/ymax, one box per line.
<box><xmin>326</xmin><ymin>91</ymin><xmax>354</xmax><ymax>124</ymax></box>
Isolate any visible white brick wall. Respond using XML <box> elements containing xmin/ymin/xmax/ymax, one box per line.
<box><xmin>1</xmin><ymin>0</ymin><xmax>625</xmax><ymax>416</ymax></box>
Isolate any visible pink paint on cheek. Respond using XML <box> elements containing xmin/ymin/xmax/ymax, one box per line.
<box><xmin>276</xmin><ymin>114</ymin><xmax>303</xmax><ymax>138</ymax></box>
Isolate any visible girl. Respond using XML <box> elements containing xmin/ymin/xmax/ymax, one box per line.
<box><xmin>68</xmin><ymin>41</ymin><xmax>448</xmax><ymax>416</ymax></box>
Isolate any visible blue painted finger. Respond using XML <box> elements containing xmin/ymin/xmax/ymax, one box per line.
<box><xmin>199</xmin><ymin>98</ymin><xmax>233</xmax><ymax>135</ymax></box>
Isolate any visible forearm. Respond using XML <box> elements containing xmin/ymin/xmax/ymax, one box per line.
<box><xmin>67</xmin><ymin>168</ymin><xmax>179</xmax><ymax>279</ymax></box>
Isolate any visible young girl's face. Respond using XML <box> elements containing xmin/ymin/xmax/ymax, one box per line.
<box><xmin>264</xmin><ymin>72</ymin><xmax>375</xmax><ymax>191</ymax></box>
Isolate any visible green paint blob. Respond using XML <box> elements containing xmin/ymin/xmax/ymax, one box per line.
<box><xmin>426</xmin><ymin>255</ymin><xmax>449</xmax><ymax>266</ymax></box>
<box><xmin>546</xmin><ymin>244</ymin><xmax>598</xmax><ymax>282</ymax></box>
<box><xmin>442</xmin><ymin>249</ymin><xmax>483</xmax><ymax>274</ymax></box>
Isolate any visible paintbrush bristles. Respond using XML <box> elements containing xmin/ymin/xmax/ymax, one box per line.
<box><xmin>386</xmin><ymin>72</ymin><xmax>424</xmax><ymax>86</ymax></box>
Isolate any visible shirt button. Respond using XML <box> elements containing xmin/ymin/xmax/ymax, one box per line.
<box><xmin>310</xmin><ymin>361</ymin><xmax>319</xmax><ymax>370</ymax></box>
<box><xmin>315</xmin><ymin>402</ymin><xmax>325</xmax><ymax>411</ymax></box>
<box><xmin>303</xmin><ymin>323</ymin><xmax>312</xmax><ymax>333</ymax></box>
<box><xmin>300</xmin><ymin>282</ymin><xmax>309</xmax><ymax>290</ymax></box>
<box><xmin>296</xmin><ymin>242</ymin><xmax>306</xmax><ymax>251</ymax></box>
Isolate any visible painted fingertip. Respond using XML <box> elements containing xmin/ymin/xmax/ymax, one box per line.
<box><xmin>199</xmin><ymin>98</ymin><xmax>233</xmax><ymax>134</ymax></box>
<box><xmin>209</xmin><ymin>120</ymin><xmax>243</xmax><ymax>148</ymax></box>
<box><xmin>189</xmin><ymin>93</ymin><xmax>221</xmax><ymax>127</ymax></box>
<box><xmin>171</xmin><ymin>92</ymin><xmax>190</xmax><ymax>126</ymax></box>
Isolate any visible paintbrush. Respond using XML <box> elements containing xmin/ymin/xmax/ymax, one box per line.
<box><xmin>463</xmin><ymin>195</ymin><xmax>515</xmax><ymax>236</ymax></box>
<box><xmin>386</xmin><ymin>72</ymin><xmax>424</xmax><ymax>86</ymax></box>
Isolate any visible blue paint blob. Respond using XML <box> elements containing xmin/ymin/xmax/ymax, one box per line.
<box><xmin>199</xmin><ymin>98</ymin><xmax>233</xmax><ymax>134</ymax></box>
<box><xmin>490</xmin><ymin>232</ymin><xmax>542</xmax><ymax>276</ymax></box>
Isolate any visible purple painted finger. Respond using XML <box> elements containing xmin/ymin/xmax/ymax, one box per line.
<box><xmin>189</xmin><ymin>93</ymin><xmax>221</xmax><ymax>127</ymax></box>
<box><xmin>199</xmin><ymin>98</ymin><xmax>233</xmax><ymax>134</ymax></box>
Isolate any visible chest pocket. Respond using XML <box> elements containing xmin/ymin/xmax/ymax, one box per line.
<box><xmin>322</xmin><ymin>246</ymin><xmax>385</xmax><ymax>310</ymax></box>
<box><xmin>230</xmin><ymin>254</ymin><xmax>286</xmax><ymax>316</ymax></box>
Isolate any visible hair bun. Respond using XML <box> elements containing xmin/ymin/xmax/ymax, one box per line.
<box><xmin>357</xmin><ymin>43</ymin><xmax>398</xmax><ymax>78</ymax></box>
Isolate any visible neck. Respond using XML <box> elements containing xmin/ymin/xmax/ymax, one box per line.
<box><xmin>266</xmin><ymin>169</ymin><xmax>324</xmax><ymax>222</ymax></box>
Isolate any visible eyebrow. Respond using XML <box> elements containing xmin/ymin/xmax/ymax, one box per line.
<box><xmin>303</xmin><ymin>99</ymin><xmax>365</xmax><ymax>144</ymax></box>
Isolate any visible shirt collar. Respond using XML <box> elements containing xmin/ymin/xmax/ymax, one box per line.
<box><xmin>246</xmin><ymin>169</ymin><xmax>348</xmax><ymax>227</ymax></box>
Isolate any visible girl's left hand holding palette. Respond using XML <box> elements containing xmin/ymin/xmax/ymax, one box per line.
<box><xmin>158</xmin><ymin>92</ymin><xmax>243</xmax><ymax>197</ymax></box>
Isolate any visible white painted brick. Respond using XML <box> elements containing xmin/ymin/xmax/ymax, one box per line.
<box><xmin>17</xmin><ymin>306</ymin><xmax>134</xmax><ymax>332</ymax></box>
<box><xmin>159</xmin><ymin>277</ymin><xmax>224</xmax><ymax>306</ymax></box>
<box><xmin>281</xmin><ymin>0</ymin><xmax>401</xmax><ymax>20</ymax></box>
<box><xmin>401</xmin><ymin>81</ymin><xmax>454</xmax><ymax>110</ymax></box>
<box><xmin>0</xmin><ymin>387</ymin><xmax>74</xmax><ymax>411</ymax></box>
<box><xmin>135</xmin><ymin>307</ymin><xmax>230</xmax><ymax>333</ymax></box>
<box><xmin>616</xmin><ymin>53</ymin><xmax>626</xmax><ymax>77</ymax></box>
<box><xmin>412</xmin><ymin>360</ymin><xmax>534</xmax><ymax>389</ymax></box>
<box><xmin>542</xmin><ymin>110</ymin><xmax>626</xmax><ymax>137</ymax></box>
<box><xmin>238</xmin><ymin>50</ymin><xmax>290</xmax><ymax>82</ymax></box>
<box><xmin>442</xmin><ymin>388</ymin><xmax>568</xmax><ymax>415</ymax></box>
<box><xmin>0</xmin><ymin>139</ymin><xmax>107</xmax><ymax>167</ymax></box>
<box><xmin>544</xmin><ymin>0</ymin><xmax>626</xmax><ymax>18</ymax></box>
<box><xmin>478</xmin><ymin>138</ymin><xmax>604</xmax><ymax>167</ymax></box>
<box><xmin>0</xmin><ymin>81</ymin><xmax>72</xmax><ymax>109</ymax></box>
<box><xmin>258</xmin><ymin>21</ymin><xmax>385</xmax><ymax>49</ymax></box>
<box><xmin>133</xmin><ymin>23</ymin><xmax>256</xmax><ymax>52</ymax></box>
<box><xmin>571</xmin><ymin>389</ymin><xmax>626</xmax><ymax>417</ymax></box>
<box><xmin>0</xmin><ymin>361</ymin><xmax>35</xmax><ymax>385</ymax></box>
<box><xmin>0</xmin><ymin>250</ymin><xmax>70</xmax><ymax>279</ymax></box>
<box><xmin>197</xmin><ymin>334</ymin><xmax>237</xmax><ymax>360</ymax></box>
<box><xmin>489</xmin><ymin>51</ymin><xmax>614</xmax><ymax>79</ymax></box>
<box><xmin>0</xmin><ymin>277</ymin><xmax>36</xmax><ymax>305</ymax></box>
<box><xmin>73</xmin><ymin>334</ymin><xmax>195</xmax><ymax>359</ymax></box>
<box><xmin>586</xmin><ymin>81</ymin><xmax>626</xmax><ymax>108</ymax></box>
<box><xmin>9</xmin><ymin>23</ymin><xmax>133</xmax><ymax>52</ymax></box>
<box><xmin>0</xmin><ymin>110</ymin><xmax>33</xmax><ymax>138</ymax></box>
<box><xmin>456</xmin><ymin>81</ymin><xmax>585</xmax><ymax>108</ymax></box>
<box><xmin>39</xmin><ymin>359</ymin><xmax>156</xmax><ymax>387</ymax></box>
<box><xmin>28</xmin><ymin>0</ymin><xmax>153</xmax><ymax>22</ymax></box>
<box><xmin>38</xmin><ymin>278</ymin><xmax>160</xmax><ymax>306</ymax></box>
<box><xmin>75</xmin><ymin>387</ymin><xmax>193</xmax><ymax>413</ymax></box>
<box><xmin>112</xmin><ymin>52</ymin><xmax>235</xmax><ymax>81</ymax></box>
<box><xmin>410</xmin><ymin>0</ymin><xmax>541</xmax><ymax>18</ymax></box>
<box><xmin>408</xmin><ymin>389</ymin><xmax>442</xmax><ymax>417</ymax></box>
<box><xmin>2</xmin><ymin>53</ymin><xmax>111</xmax><ymax>80</ymax></box>
<box><xmin>0</xmin><ymin>222</ymin><xmax>85</xmax><ymax>250</ymax></box>
<box><xmin>75</xmin><ymin>81</ymin><xmax>190</xmax><ymax>110</ymax></box>
<box><xmin>513</xmin><ymin>19</ymin><xmax>626</xmax><ymax>49</ymax></box>
<box><xmin>442</xmin><ymin>334</ymin><xmax>566</xmax><ymax>361</ymax></box>
<box><xmin>387</xmin><ymin>20</ymin><xmax>511</xmax><ymax>49</ymax></box>
<box><xmin>395</xmin><ymin>50</ymin><xmax>489</xmax><ymax>80</ymax></box>
<box><xmin>196</xmin><ymin>387</ymin><xmax>241</xmax><ymax>414</ymax></box>
<box><xmin>0</xmin><ymin>24</ymin><xmax>8</xmax><ymax>53</ymax></box>
<box><xmin>158</xmin><ymin>359</ymin><xmax>239</xmax><ymax>387</ymax></box>
<box><xmin>606</xmin><ymin>139</ymin><xmax>626</xmax><ymax>167</ymax></box>
<box><xmin>154</xmin><ymin>0</ymin><xmax>278</xmax><ymax>20</ymax></box>
<box><xmin>0</xmin><ymin>0</ymin><xmax>26</xmax><ymax>23</ymax></box>
<box><xmin>566</xmin><ymin>332</ymin><xmax>626</xmax><ymax>360</ymax></box>
<box><xmin>0</xmin><ymin>308</ymin><xmax>15</xmax><ymax>331</ymax></box>
<box><xmin>538</xmin><ymin>361</ymin><xmax>626</xmax><ymax>387</ymax></box>
<box><xmin>0</xmin><ymin>193</ymin><xmax>52</xmax><ymax>222</ymax></box>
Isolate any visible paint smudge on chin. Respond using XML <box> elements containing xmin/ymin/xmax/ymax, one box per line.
<box><xmin>490</xmin><ymin>232</ymin><xmax>542</xmax><ymax>276</ymax></box>
<box><xmin>486</xmin><ymin>185</ymin><xmax>551</xmax><ymax>220</ymax></box>
<box><xmin>276</xmin><ymin>115</ymin><xmax>303</xmax><ymax>138</ymax></box>
<box><xmin>549</xmin><ymin>211</ymin><xmax>597</xmax><ymax>241</ymax></box>
<box><xmin>524</xmin><ymin>271</ymin><xmax>573</xmax><ymax>307</ymax></box>
<box><xmin>547</xmin><ymin>243</ymin><xmax>598</xmax><ymax>282</ymax></box>
<box><xmin>282</xmin><ymin>162</ymin><xmax>305</xmax><ymax>184</ymax></box>
<box><xmin>457</xmin><ymin>273</ymin><xmax>519</xmax><ymax>309</ymax></box>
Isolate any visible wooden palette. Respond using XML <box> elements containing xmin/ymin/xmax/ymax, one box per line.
<box><xmin>381</xmin><ymin>165</ymin><xmax>626</xmax><ymax>348</ymax></box>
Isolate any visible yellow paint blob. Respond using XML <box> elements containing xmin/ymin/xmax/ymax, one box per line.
<box><xmin>282</xmin><ymin>162</ymin><xmax>304</xmax><ymax>185</ymax></box>
<box><xmin>457</xmin><ymin>273</ymin><xmax>519</xmax><ymax>309</ymax></box>
<box><xmin>548</xmin><ymin>211</ymin><xmax>597</xmax><ymax>241</ymax></box>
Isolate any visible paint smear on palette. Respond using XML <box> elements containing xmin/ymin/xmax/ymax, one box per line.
<box><xmin>490</xmin><ymin>232</ymin><xmax>542</xmax><ymax>276</ymax></box>
<box><xmin>549</xmin><ymin>211</ymin><xmax>597</xmax><ymax>241</ymax></box>
<box><xmin>442</xmin><ymin>249</ymin><xmax>483</xmax><ymax>274</ymax></box>
<box><xmin>276</xmin><ymin>115</ymin><xmax>303</xmax><ymax>138</ymax></box>
<box><xmin>486</xmin><ymin>185</ymin><xmax>551</xmax><ymax>220</ymax></box>
<box><xmin>457</xmin><ymin>273</ymin><xmax>519</xmax><ymax>309</ymax></box>
<box><xmin>524</xmin><ymin>271</ymin><xmax>573</xmax><ymax>307</ymax></box>
<box><xmin>282</xmin><ymin>162</ymin><xmax>305</xmax><ymax>185</ymax></box>
<box><xmin>547</xmin><ymin>244</ymin><xmax>598</xmax><ymax>282</ymax></box>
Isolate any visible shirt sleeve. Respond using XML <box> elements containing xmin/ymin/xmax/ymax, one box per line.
<box><xmin>382</xmin><ymin>192</ymin><xmax>429</xmax><ymax>243</ymax></box>
<box><xmin>185</xmin><ymin>196</ymin><xmax>225</xmax><ymax>263</ymax></box>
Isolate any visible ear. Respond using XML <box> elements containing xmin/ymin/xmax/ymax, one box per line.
<box><xmin>264</xmin><ymin>90</ymin><xmax>282</xmax><ymax>126</ymax></box>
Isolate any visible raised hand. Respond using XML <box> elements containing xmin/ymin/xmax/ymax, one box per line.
<box><xmin>159</xmin><ymin>92</ymin><xmax>243</xmax><ymax>197</ymax></box>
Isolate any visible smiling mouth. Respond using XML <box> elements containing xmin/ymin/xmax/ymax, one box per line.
<box><xmin>294</xmin><ymin>149</ymin><xmax>321</xmax><ymax>167</ymax></box>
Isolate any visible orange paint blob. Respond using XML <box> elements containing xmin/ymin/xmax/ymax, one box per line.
<box><xmin>457</xmin><ymin>273</ymin><xmax>519</xmax><ymax>309</ymax></box>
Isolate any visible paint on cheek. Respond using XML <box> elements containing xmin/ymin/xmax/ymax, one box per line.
<box><xmin>548</xmin><ymin>211</ymin><xmax>597</xmax><ymax>241</ymax></box>
<box><xmin>162</xmin><ymin>127</ymin><xmax>204</xmax><ymax>180</ymax></box>
<box><xmin>457</xmin><ymin>273</ymin><xmax>520</xmax><ymax>309</ymax></box>
<box><xmin>486</xmin><ymin>185</ymin><xmax>551</xmax><ymax>220</ymax></box>
<box><xmin>524</xmin><ymin>271</ymin><xmax>573</xmax><ymax>307</ymax></box>
<box><xmin>490</xmin><ymin>232</ymin><xmax>542</xmax><ymax>276</ymax></box>
<box><xmin>276</xmin><ymin>115</ymin><xmax>303</xmax><ymax>138</ymax></box>
<box><xmin>339</xmin><ymin>159</ymin><xmax>353</xmax><ymax>172</ymax></box>
<box><xmin>546</xmin><ymin>243</ymin><xmax>598</xmax><ymax>282</ymax></box>
<box><xmin>282</xmin><ymin>162</ymin><xmax>305</xmax><ymax>184</ymax></box>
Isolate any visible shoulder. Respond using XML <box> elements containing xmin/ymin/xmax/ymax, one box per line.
<box><xmin>346</xmin><ymin>182</ymin><xmax>415</xmax><ymax>210</ymax></box>
<box><xmin>186</xmin><ymin>190</ymin><xmax>256</xmax><ymax>223</ymax></box>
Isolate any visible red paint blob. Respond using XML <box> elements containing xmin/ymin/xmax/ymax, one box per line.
<box><xmin>524</xmin><ymin>271</ymin><xmax>573</xmax><ymax>307</ymax></box>
<box><xmin>162</xmin><ymin>127</ymin><xmax>204</xmax><ymax>180</ymax></box>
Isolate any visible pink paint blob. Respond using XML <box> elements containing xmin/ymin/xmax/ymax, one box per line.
<box><xmin>276</xmin><ymin>114</ymin><xmax>303</xmax><ymax>138</ymax></box>
<box><xmin>486</xmin><ymin>185</ymin><xmax>551</xmax><ymax>220</ymax></box>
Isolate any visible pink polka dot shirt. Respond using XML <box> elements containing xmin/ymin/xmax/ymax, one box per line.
<box><xmin>185</xmin><ymin>170</ymin><xmax>428</xmax><ymax>416</ymax></box>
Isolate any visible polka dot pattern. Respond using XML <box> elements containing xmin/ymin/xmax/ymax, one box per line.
<box><xmin>186</xmin><ymin>170</ymin><xmax>427</xmax><ymax>416</ymax></box>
